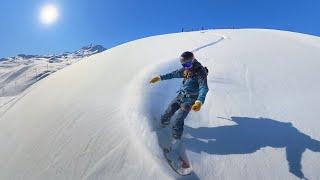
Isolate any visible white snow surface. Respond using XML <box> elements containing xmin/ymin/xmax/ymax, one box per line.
<box><xmin>0</xmin><ymin>45</ymin><xmax>105</xmax><ymax>115</ymax></box>
<box><xmin>1</xmin><ymin>29</ymin><xmax>320</xmax><ymax>180</ymax></box>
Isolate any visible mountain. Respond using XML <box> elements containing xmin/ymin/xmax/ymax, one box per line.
<box><xmin>55</xmin><ymin>44</ymin><xmax>107</xmax><ymax>59</ymax></box>
<box><xmin>74</xmin><ymin>44</ymin><xmax>107</xmax><ymax>57</ymax></box>
<box><xmin>0</xmin><ymin>30</ymin><xmax>320</xmax><ymax>180</ymax></box>
<box><xmin>1</xmin><ymin>44</ymin><xmax>106</xmax><ymax>61</ymax></box>
<box><xmin>0</xmin><ymin>44</ymin><xmax>106</xmax><ymax>111</ymax></box>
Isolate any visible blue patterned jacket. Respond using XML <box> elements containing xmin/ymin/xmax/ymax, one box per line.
<box><xmin>160</xmin><ymin>60</ymin><xmax>209</xmax><ymax>104</ymax></box>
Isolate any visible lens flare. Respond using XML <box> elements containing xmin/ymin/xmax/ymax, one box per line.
<box><xmin>40</xmin><ymin>4</ymin><xmax>59</xmax><ymax>25</ymax></box>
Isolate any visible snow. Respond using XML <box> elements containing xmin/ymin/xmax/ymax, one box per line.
<box><xmin>0</xmin><ymin>29</ymin><xmax>320</xmax><ymax>180</ymax></box>
<box><xmin>0</xmin><ymin>44</ymin><xmax>106</xmax><ymax>115</ymax></box>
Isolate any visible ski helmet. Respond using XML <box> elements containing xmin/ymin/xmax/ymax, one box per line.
<box><xmin>180</xmin><ymin>51</ymin><xmax>194</xmax><ymax>64</ymax></box>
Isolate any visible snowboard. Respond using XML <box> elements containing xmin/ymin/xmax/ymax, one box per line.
<box><xmin>162</xmin><ymin>145</ymin><xmax>193</xmax><ymax>176</ymax></box>
<box><xmin>156</xmin><ymin>126</ymin><xmax>193</xmax><ymax>176</ymax></box>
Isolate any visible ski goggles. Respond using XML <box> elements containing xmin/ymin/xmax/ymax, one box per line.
<box><xmin>182</xmin><ymin>60</ymin><xmax>193</xmax><ymax>68</ymax></box>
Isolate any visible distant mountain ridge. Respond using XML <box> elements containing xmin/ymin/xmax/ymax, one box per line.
<box><xmin>0</xmin><ymin>44</ymin><xmax>106</xmax><ymax>62</ymax></box>
<box><xmin>0</xmin><ymin>44</ymin><xmax>106</xmax><ymax>102</ymax></box>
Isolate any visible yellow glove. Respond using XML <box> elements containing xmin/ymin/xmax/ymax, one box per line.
<box><xmin>192</xmin><ymin>100</ymin><xmax>202</xmax><ymax>112</ymax></box>
<box><xmin>149</xmin><ymin>76</ymin><xmax>161</xmax><ymax>84</ymax></box>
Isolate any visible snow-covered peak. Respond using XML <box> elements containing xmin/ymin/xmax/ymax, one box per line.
<box><xmin>70</xmin><ymin>44</ymin><xmax>107</xmax><ymax>58</ymax></box>
<box><xmin>0</xmin><ymin>44</ymin><xmax>106</xmax><ymax>62</ymax></box>
<box><xmin>0</xmin><ymin>44</ymin><xmax>106</xmax><ymax>99</ymax></box>
<box><xmin>80</xmin><ymin>44</ymin><xmax>106</xmax><ymax>53</ymax></box>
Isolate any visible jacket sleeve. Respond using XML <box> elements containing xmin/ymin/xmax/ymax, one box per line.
<box><xmin>197</xmin><ymin>71</ymin><xmax>209</xmax><ymax>104</ymax></box>
<box><xmin>160</xmin><ymin>68</ymin><xmax>184</xmax><ymax>80</ymax></box>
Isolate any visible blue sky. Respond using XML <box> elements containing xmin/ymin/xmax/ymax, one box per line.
<box><xmin>0</xmin><ymin>0</ymin><xmax>319</xmax><ymax>57</ymax></box>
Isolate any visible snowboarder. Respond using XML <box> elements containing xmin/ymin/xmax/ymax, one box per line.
<box><xmin>149</xmin><ymin>51</ymin><xmax>209</xmax><ymax>149</ymax></box>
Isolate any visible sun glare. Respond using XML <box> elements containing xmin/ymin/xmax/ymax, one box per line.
<box><xmin>40</xmin><ymin>4</ymin><xmax>59</xmax><ymax>25</ymax></box>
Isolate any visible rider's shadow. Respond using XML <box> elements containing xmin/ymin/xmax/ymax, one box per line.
<box><xmin>184</xmin><ymin>117</ymin><xmax>320</xmax><ymax>180</ymax></box>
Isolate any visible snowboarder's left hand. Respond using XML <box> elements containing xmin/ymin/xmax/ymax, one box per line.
<box><xmin>191</xmin><ymin>100</ymin><xmax>202</xmax><ymax>112</ymax></box>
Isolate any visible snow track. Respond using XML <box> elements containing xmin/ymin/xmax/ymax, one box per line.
<box><xmin>1</xmin><ymin>29</ymin><xmax>320</xmax><ymax>180</ymax></box>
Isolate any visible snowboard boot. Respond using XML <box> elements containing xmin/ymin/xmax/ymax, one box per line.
<box><xmin>179</xmin><ymin>157</ymin><xmax>191</xmax><ymax>168</ymax></box>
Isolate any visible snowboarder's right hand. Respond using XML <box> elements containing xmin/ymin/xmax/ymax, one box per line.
<box><xmin>150</xmin><ymin>76</ymin><xmax>161</xmax><ymax>84</ymax></box>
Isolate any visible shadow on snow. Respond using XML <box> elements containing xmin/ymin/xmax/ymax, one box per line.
<box><xmin>184</xmin><ymin>117</ymin><xmax>320</xmax><ymax>180</ymax></box>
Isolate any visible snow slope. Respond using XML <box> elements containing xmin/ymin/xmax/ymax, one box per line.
<box><xmin>0</xmin><ymin>44</ymin><xmax>106</xmax><ymax>115</ymax></box>
<box><xmin>1</xmin><ymin>29</ymin><xmax>320</xmax><ymax>180</ymax></box>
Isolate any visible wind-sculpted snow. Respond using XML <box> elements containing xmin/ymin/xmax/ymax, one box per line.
<box><xmin>1</xmin><ymin>30</ymin><xmax>320</xmax><ymax>180</ymax></box>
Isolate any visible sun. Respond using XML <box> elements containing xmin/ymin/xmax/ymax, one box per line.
<box><xmin>40</xmin><ymin>4</ymin><xmax>59</xmax><ymax>25</ymax></box>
